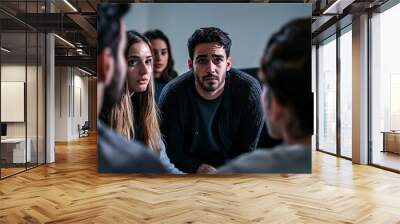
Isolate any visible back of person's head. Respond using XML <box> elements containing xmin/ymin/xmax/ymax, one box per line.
<box><xmin>97</xmin><ymin>4</ymin><xmax>130</xmax><ymax>56</ymax></box>
<box><xmin>260</xmin><ymin>18</ymin><xmax>312</xmax><ymax>137</ymax></box>
<box><xmin>187</xmin><ymin>27</ymin><xmax>232</xmax><ymax>60</ymax></box>
<box><xmin>144</xmin><ymin>29</ymin><xmax>176</xmax><ymax>81</ymax></box>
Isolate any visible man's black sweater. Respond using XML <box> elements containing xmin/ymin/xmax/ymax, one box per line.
<box><xmin>158</xmin><ymin>68</ymin><xmax>263</xmax><ymax>173</ymax></box>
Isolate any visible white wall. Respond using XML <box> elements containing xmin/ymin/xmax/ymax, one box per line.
<box><xmin>55</xmin><ymin>66</ymin><xmax>69</xmax><ymax>141</ymax></box>
<box><xmin>54</xmin><ymin>67</ymin><xmax>89</xmax><ymax>141</ymax></box>
<box><xmin>1</xmin><ymin>65</ymin><xmax>26</xmax><ymax>81</ymax></box>
<box><xmin>1</xmin><ymin>65</ymin><xmax>26</xmax><ymax>139</ymax></box>
<box><xmin>1</xmin><ymin>65</ymin><xmax>39</xmax><ymax>138</ymax></box>
<box><xmin>125</xmin><ymin>3</ymin><xmax>311</xmax><ymax>75</ymax></box>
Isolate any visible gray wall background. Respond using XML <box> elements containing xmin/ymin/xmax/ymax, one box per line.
<box><xmin>125</xmin><ymin>3</ymin><xmax>311</xmax><ymax>75</ymax></box>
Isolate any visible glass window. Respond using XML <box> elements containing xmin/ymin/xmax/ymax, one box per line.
<box><xmin>339</xmin><ymin>26</ymin><xmax>352</xmax><ymax>158</ymax></box>
<box><xmin>0</xmin><ymin>0</ymin><xmax>46</xmax><ymax>179</ymax></box>
<box><xmin>27</xmin><ymin>30</ymin><xmax>38</xmax><ymax>169</ymax></box>
<box><xmin>371</xmin><ymin>2</ymin><xmax>400</xmax><ymax>171</ymax></box>
<box><xmin>38</xmin><ymin>32</ymin><xmax>45</xmax><ymax>165</ymax></box>
<box><xmin>1</xmin><ymin>31</ymin><xmax>28</xmax><ymax>177</ymax></box>
<box><xmin>317</xmin><ymin>35</ymin><xmax>337</xmax><ymax>155</ymax></box>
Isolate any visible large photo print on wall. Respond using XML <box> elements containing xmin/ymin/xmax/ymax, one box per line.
<box><xmin>97</xmin><ymin>3</ymin><xmax>313</xmax><ymax>174</ymax></box>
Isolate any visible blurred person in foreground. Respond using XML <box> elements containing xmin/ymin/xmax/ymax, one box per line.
<box><xmin>217</xmin><ymin>18</ymin><xmax>312</xmax><ymax>173</ymax></box>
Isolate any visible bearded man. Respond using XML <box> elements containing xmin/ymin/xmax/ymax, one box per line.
<box><xmin>159</xmin><ymin>27</ymin><xmax>263</xmax><ymax>174</ymax></box>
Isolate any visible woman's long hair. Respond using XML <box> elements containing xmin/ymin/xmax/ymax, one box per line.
<box><xmin>107</xmin><ymin>30</ymin><xmax>161</xmax><ymax>154</ymax></box>
<box><xmin>143</xmin><ymin>29</ymin><xmax>177</xmax><ymax>82</ymax></box>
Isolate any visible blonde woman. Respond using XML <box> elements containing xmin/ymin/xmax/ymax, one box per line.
<box><xmin>104</xmin><ymin>30</ymin><xmax>182</xmax><ymax>174</ymax></box>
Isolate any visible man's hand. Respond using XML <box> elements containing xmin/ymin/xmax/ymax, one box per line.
<box><xmin>197</xmin><ymin>164</ymin><xmax>217</xmax><ymax>174</ymax></box>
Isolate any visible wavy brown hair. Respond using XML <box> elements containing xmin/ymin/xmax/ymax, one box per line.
<box><xmin>107</xmin><ymin>30</ymin><xmax>161</xmax><ymax>154</ymax></box>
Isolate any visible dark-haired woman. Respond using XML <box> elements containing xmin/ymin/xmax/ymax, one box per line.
<box><xmin>143</xmin><ymin>29</ymin><xmax>178</xmax><ymax>104</ymax></box>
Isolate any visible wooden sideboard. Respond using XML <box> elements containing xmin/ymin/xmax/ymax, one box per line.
<box><xmin>382</xmin><ymin>131</ymin><xmax>400</xmax><ymax>154</ymax></box>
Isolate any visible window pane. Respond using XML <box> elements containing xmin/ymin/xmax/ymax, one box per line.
<box><xmin>318</xmin><ymin>36</ymin><xmax>337</xmax><ymax>154</ymax></box>
<box><xmin>38</xmin><ymin>32</ymin><xmax>45</xmax><ymax>165</ymax></box>
<box><xmin>27</xmin><ymin>31</ymin><xmax>38</xmax><ymax>169</ymax></box>
<box><xmin>1</xmin><ymin>30</ymin><xmax>27</xmax><ymax>177</ymax></box>
<box><xmin>340</xmin><ymin>28</ymin><xmax>352</xmax><ymax>158</ymax></box>
<box><xmin>371</xmin><ymin>3</ymin><xmax>400</xmax><ymax>171</ymax></box>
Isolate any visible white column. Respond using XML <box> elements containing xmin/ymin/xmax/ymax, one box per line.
<box><xmin>46</xmin><ymin>0</ymin><xmax>55</xmax><ymax>163</ymax></box>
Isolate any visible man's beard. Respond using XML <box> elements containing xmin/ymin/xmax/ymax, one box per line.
<box><xmin>196</xmin><ymin>73</ymin><xmax>224</xmax><ymax>92</ymax></box>
<box><xmin>102</xmin><ymin>65</ymin><xmax>124</xmax><ymax>114</ymax></box>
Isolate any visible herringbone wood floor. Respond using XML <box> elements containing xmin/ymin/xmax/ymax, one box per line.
<box><xmin>1</xmin><ymin>135</ymin><xmax>400</xmax><ymax>223</ymax></box>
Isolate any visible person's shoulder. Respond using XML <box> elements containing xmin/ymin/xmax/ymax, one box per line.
<box><xmin>228</xmin><ymin>68</ymin><xmax>262</xmax><ymax>103</ymax></box>
<box><xmin>98</xmin><ymin>120</ymin><xmax>150</xmax><ymax>157</ymax></box>
<box><xmin>235</xmin><ymin>149</ymin><xmax>274</xmax><ymax>165</ymax></box>
<box><xmin>267</xmin><ymin>144</ymin><xmax>311</xmax><ymax>157</ymax></box>
<box><xmin>258</xmin><ymin>144</ymin><xmax>311</xmax><ymax>171</ymax></box>
<box><xmin>216</xmin><ymin>150</ymin><xmax>272</xmax><ymax>173</ymax></box>
<box><xmin>229</xmin><ymin>68</ymin><xmax>261</xmax><ymax>89</ymax></box>
<box><xmin>217</xmin><ymin>144</ymin><xmax>311</xmax><ymax>174</ymax></box>
<box><xmin>229</xmin><ymin>68</ymin><xmax>261</xmax><ymax>95</ymax></box>
<box><xmin>98</xmin><ymin>121</ymin><xmax>167</xmax><ymax>173</ymax></box>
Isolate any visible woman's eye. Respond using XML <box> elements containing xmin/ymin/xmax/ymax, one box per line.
<box><xmin>128</xmin><ymin>60</ymin><xmax>138</xmax><ymax>66</ymax></box>
<box><xmin>145</xmin><ymin>59</ymin><xmax>153</xmax><ymax>65</ymax></box>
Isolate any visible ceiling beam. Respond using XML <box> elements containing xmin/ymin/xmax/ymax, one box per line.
<box><xmin>67</xmin><ymin>13</ymin><xmax>97</xmax><ymax>46</ymax></box>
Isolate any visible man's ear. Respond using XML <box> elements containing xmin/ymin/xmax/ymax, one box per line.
<box><xmin>226</xmin><ymin>56</ymin><xmax>232</xmax><ymax>71</ymax></box>
<box><xmin>98</xmin><ymin>48</ymin><xmax>114</xmax><ymax>86</ymax></box>
<box><xmin>188</xmin><ymin>58</ymin><xmax>193</xmax><ymax>71</ymax></box>
<box><xmin>269</xmin><ymin>95</ymin><xmax>284</xmax><ymax>121</ymax></box>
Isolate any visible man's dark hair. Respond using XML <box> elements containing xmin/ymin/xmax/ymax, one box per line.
<box><xmin>260</xmin><ymin>18</ymin><xmax>313</xmax><ymax>137</ymax></box>
<box><xmin>144</xmin><ymin>29</ymin><xmax>177</xmax><ymax>82</ymax></box>
<box><xmin>187</xmin><ymin>27</ymin><xmax>232</xmax><ymax>60</ymax></box>
<box><xmin>97</xmin><ymin>4</ymin><xmax>130</xmax><ymax>56</ymax></box>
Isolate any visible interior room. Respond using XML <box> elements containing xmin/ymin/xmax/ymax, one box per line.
<box><xmin>0</xmin><ymin>0</ymin><xmax>399</xmax><ymax>223</ymax></box>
